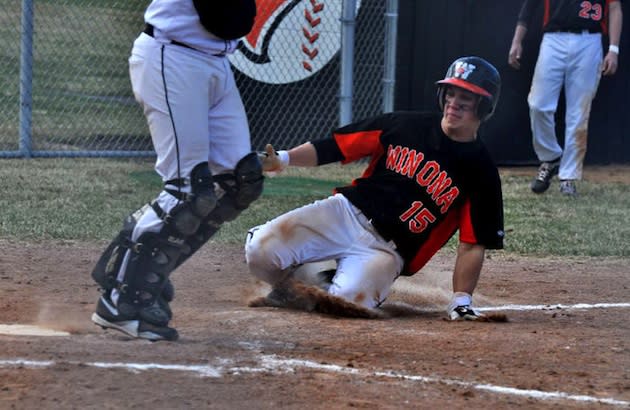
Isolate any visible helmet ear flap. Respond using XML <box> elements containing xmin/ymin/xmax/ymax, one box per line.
<box><xmin>477</xmin><ymin>97</ymin><xmax>493</xmax><ymax>121</ymax></box>
<box><xmin>436</xmin><ymin>85</ymin><xmax>446</xmax><ymax>112</ymax></box>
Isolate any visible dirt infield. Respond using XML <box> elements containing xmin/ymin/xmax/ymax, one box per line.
<box><xmin>1</xmin><ymin>239</ymin><xmax>629</xmax><ymax>409</ymax></box>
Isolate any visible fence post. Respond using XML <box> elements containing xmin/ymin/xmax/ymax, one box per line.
<box><xmin>20</xmin><ymin>0</ymin><xmax>34</xmax><ymax>158</ymax></box>
<box><xmin>383</xmin><ymin>0</ymin><xmax>398</xmax><ymax>113</ymax></box>
<box><xmin>339</xmin><ymin>0</ymin><xmax>356</xmax><ymax>127</ymax></box>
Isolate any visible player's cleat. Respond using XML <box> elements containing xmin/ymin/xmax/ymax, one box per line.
<box><xmin>559</xmin><ymin>180</ymin><xmax>577</xmax><ymax>197</ymax></box>
<box><xmin>91</xmin><ymin>294</ymin><xmax>178</xmax><ymax>341</ymax></box>
<box><xmin>448</xmin><ymin>305</ymin><xmax>485</xmax><ymax>321</ymax></box>
<box><xmin>291</xmin><ymin>263</ymin><xmax>337</xmax><ymax>291</ymax></box>
<box><xmin>531</xmin><ymin>159</ymin><xmax>560</xmax><ymax>193</ymax></box>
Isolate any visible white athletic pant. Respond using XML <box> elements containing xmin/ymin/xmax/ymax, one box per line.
<box><xmin>245</xmin><ymin>194</ymin><xmax>404</xmax><ymax>309</ymax></box>
<box><xmin>114</xmin><ymin>33</ymin><xmax>251</xmax><ymax>288</ymax></box>
<box><xmin>528</xmin><ymin>32</ymin><xmax>602</xmax><ymax>180</ymax></box>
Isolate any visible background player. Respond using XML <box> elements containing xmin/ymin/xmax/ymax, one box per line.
<box><xmin>508</xmin><ymin>0</ymin><xmax>623</xmax><ymax>196</ymax></box>
<box><xmin>90</xmin><ymin>0</ymin><xmax>263</xmax><ymax>341</ymax></box>
<box><xmin>246</xmin><ymin>56</ymin><xmax>505</xmax><ymax>320</ymax></box>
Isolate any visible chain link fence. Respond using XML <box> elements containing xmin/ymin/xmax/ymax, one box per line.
<box><xmin>0</xmin><ymin>0</ymin><xmax>396</xmax><ymax>158</ymax></box>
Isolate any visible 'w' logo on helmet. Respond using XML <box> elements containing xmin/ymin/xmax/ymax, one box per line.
<box><xmin>453</xmin><ymin>62</ymin><xmax>476</xmax><ymax>80</ymax></box>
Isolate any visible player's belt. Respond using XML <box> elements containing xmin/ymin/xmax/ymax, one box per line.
<box><xmin>143</xmin><ymin>24</ymin><xmax>201</xmax><ymax>52</ymax></box>
<box><xmin>547</xmin><ymin>27</ymin><xmax>600</xmax><ymax>34</ymax></box>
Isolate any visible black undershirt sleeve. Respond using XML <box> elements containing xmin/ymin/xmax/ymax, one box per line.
<box><xmin>311</xmin><ymin>139</ymin><xmax>345</xmax><ymax>165</ymax></box>
<box><xmin>517</xmin><ymin>0</ymin><xmax>536</xmax><ymax>27</ymax></box>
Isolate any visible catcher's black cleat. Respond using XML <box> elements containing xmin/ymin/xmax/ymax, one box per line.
<box><xmin>448</xmin><ymin>305</ymin><xmax>485</xmax><ymax>321</ymax></box>
<box><xmin>92</xmin><ymin>294</ymin><xmax>178</xmax><ymax>341</ymax></box>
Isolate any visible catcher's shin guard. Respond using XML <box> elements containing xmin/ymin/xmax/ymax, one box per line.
<box><xmin>115</xmin><ymin>231</ymin><xmax>190</xmax><ymax>326</ymax></box>
<box><xmin>91</xmin><ymin>205</ymin><xmax>146</xmax><ymax>290</ymax></box>
<box><xmin>174</xmin><ymin>152</ymin><xmax>264</xmax><ymax>268</ymax></box>
<box><xmin>91</xmin><ymin>205</ymin><xmax>176</xmax><ymax>304</ymax></box>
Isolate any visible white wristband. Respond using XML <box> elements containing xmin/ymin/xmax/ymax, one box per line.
<box><xmin>277</xmin><ymin>150</ymin><xmax>290</xmax><ymax>168</ymax></box>
<box><xmin>609</xmin><ymin>44</ymin><xmax>619</xmax><ymax>54</ymax></box>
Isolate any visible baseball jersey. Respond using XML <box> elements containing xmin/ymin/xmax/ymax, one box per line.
<box><xmin>517</xmin><ymin>0</ymin><xmax>621</xmax><ymax>33</ymax></box>
<box><xmin>312</xmin><ymin>112</ymin><xmax>504</xmax><ymax>275</ymax></box>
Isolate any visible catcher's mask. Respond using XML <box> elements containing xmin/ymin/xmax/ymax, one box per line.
<box><xmin>436</xmin><ymin>56</ymin><xmax>501</xmax><ymax>121</ymax></box>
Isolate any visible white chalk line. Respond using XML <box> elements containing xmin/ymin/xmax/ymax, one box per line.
<box><xmin>386</xmin><ymin>301</ymin><xmax>630</xmax><ymax>314</ymax></box>
<box><xmin>0</xmin><ymin>355</ymin><xmax>628</xmax><ymax>407</ymax></box>
<box><xmin>477</xmin><ymin>302</ymin><xmax>630</xmax><ymax>312</ymax></box>
<box><xmin>0</xmin><ymin>324</ymin><xmax>70</xmax><ymax>337</ymax></box>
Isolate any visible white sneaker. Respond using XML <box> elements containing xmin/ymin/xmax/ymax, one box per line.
<box><xmin>559</xmin><ymin>180</ymin><xmax>577</xmax><ymax>197</ymax></box>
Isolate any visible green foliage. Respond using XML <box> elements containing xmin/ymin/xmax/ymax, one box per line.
<box><xmin>0</xmin><ymin>158</ymin><xmax>628</xmax><ymax>258</ymax></box>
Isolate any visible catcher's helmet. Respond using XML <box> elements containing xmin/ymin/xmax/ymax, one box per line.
<box><xmin>436</xmin><ymin>56</ymin><xmax>501</xmax><ymax>121</ymax></box>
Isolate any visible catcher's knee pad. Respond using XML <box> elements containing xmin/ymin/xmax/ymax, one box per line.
<box><xmin>210</xmin><ymin>152</ymin><xmax>264</xmax><ymax>222</ymax></box>
<box><xmin>116</xmin><ymin>231</ymin><xmax>190</xmax><ymax>326</ymax></box>
<box><xmin>174</xmin><ymin>152</ymin><xmax>264</xmax><ymax>266</ymax></box>
<box><xmin>156</xmin><ymin>162</ymin><xmax>218</xmax><ymax>237</ymax></box>
<box><xmin>231</xmin><ymin>152</ymin><xmax>265</xmax><ymax>208</ymax></box>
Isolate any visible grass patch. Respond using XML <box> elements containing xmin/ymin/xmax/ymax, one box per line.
<box><xmin>261</xmin><ymin>176</ymin><xmax>344</xmax><ymax>196</ymax></box>
<box><xmin>501</xmin><ymin>174</ymin><xmax>630</xmax><ymax>256</ymax></box>
<box><xmin>0</xmin><ymin>158</ymin><xmax>628</xmax><ymax>257</ymax></box>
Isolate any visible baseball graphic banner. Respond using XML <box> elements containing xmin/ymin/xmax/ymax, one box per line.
<box><xmin>231</xmin><ymin>0</ymin><xmax>383</xmax><ymax>151</ymax></box>
<box><xmin>230</xmin><ymin>0</ymin><xmax>362</xmax><ymax>84</ymax></box>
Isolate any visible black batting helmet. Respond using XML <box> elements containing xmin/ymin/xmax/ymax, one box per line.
<box><xmin>436</xmin><ymin>56</ymin><xmax>501</xmax><ymax>121</ymax></box>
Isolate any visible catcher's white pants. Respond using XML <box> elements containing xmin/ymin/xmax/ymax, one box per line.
<box><xmin>130</xmin><ymin>32</ymin><xmax>251</xmax><ymax>178</ymax></box>
<box><xmin>528</xmin><ymin>32</ymin><xmax>602</xmax><ymax>180</ymax></box>
<box><xmin>245</xmin><ymin>194</ymin><xmax>404</xmax><ymax>309</ymax></box>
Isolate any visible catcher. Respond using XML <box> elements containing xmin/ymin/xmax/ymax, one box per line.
<box><xmin>246</xmin><ymin>56</ymin><xmax>505</xmax><ymax>320</ymax></box>
<box><xmin>90</xmin><ymin>0</ymin><xmax>260</xmax><ymax>341</ymax></box>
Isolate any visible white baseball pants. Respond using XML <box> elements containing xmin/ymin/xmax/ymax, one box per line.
<box><xmin>528</xmin><ymin>32</ymin><xmax>602</xmax><ymax>180</ymax></box>
<box><xmin>245</xmin><ymin>194</ymin><xmax>404</xmax><ymax>309</ymax></box>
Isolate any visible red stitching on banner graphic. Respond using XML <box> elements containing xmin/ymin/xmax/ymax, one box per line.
<box><xmin>302</xmin><ymin>0</ymin><xmax>324</xmax><ymax>72</ymax></box>
<box><xmin>302</xmin><ymin>28</ymin><xmax>319</xmax><ymax>44</ymax></box>
<box><xmin>310</xmin><ymin>0</ymin><xmax>324</xmax><ymax>13</ymax></box>
<box><xmin>302</xmin><ymin>44</ymin><xmax>318</xmax><ymax>59</ymax></box>
<box><xmin>304</xmin><ymin>9</ymin><xmax>321</xmax><ymax>27</ymax></box>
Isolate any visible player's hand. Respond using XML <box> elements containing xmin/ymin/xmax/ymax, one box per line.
<box><xmin>258</xmin><ymin>144</ymin><xmax>289</xmax><ymax>175</ymax></box>
<box><xmin>508</xmin><ymin>43</ymin><xmax>522</xmax><ymax>69</ymax></box>
<box><xmin>602</xmin><ymin>51</ymin><xmax>618</xmax><ymax>76</ymax></box>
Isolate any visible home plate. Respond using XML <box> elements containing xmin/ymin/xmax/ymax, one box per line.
<box><xmin>0</xmin><ymin>324</ymin><xmax>70</xmax><ymax>336</ymax></box>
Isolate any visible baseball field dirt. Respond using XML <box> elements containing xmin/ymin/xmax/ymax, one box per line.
<box><xmin>0</xmin><ymin>242</ymin><xmax>628</xmax><ymax>409</ymax></box>
<box><xmin>0</xmin><ymin>166</ymin><xmax>629</xmax><ymax>409</ymax></box>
